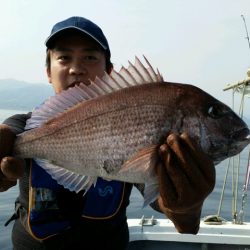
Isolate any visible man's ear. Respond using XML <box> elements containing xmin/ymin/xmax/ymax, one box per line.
<box><xmin>46</xmin><ymin>67</ymin><xmax>52</xmax><ymax>83</ymax></box>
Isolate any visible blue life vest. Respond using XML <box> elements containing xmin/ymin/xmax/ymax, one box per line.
<box><xmin>27</xmin><ymin>160</ymin><xmax>126</xmax><ymax>240</ymax></box>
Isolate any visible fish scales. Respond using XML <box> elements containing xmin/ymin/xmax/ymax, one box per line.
<box><xmin>14</xmin><ymin>83</ymin><xmax>175</xmax><ymax>182</ymax></box>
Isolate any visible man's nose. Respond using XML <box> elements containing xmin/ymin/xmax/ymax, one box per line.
<box><xmin>69</xmin><ymin>62</ymin><xmax>87</xmax><ymax>75</ymax></box>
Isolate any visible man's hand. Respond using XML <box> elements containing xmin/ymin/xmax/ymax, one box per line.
<box><xmin>157</xmin><ymin>132</ymin><xmax>215</xmax><ymax>234</ymax></box>
<box><xmin>0</xmin><ymin>124</ymin><xmax>24</xmax><ymax>192</ymax></box>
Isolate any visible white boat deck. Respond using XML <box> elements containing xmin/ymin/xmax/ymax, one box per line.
<box><xmin>128</xmin><ymin>218</ymin><xmax>250</xmax><ymax>249</ymax></box>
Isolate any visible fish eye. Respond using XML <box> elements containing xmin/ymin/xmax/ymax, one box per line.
<box><xmin>207</xmin><ymin>104</ymin><xmax>227</xmax><ymax>119</ymax></box>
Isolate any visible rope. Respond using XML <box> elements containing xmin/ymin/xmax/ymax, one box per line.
<box><xmin>238</xmin><ymin>83</ymin><xmax>248</xmax><ymax>117</ymax></box>
<box><xmin>237</xmin><ymin>145</ymin><xmax>250</xmax><ymax>224</ymax></box>
<box><xmin>232</xmin><ymin>154</ymin><xmax>240</xmax><ymax>223</ymax></box>
<box><xmin>217</xmin><ymin>158</ymin><xmax>231</xmax><ymax>216</ymax></box>
<box><xmin>234</xmin><ymin>83</ymin><xmax>249</xmax><ymax>224</ymax></box>
<box><xmin>204</xmin><ymin>81</ymin><xmax>250</xmax><ymax>224</ymax></box>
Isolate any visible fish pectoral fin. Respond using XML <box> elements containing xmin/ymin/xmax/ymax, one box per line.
<box><xmin>34</xmin><ymin>158</ymin><xmax>96</xmax><ymax>194</ymax></box>
<box><xmin>143</xmin><ymin>179</ymin><xmax>159</xmax><ymax>208</ymax></box>
<box><xmin>119</xmin><ymin>145</ymin><xmax>159</xmax><ymax>207</ymax></box>
<box><xmin>119</xmin><ymin>145</ymin><xmax>159</xmax><ymax>175</ymax></box>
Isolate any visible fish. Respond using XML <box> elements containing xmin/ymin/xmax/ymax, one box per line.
<box><xmin>13</xmin><ymin>56</ymin><xmax>250</xmax><ymax>206</ymax></box>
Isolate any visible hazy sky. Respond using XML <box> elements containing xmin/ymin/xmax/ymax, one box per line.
<box><xmin>0</xmin><ymin>0</ymin><xmax>250</xmax><ymax>112</ymax></box>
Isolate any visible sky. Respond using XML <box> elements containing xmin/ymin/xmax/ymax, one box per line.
<box><xmin>0</xmin><ymin>0</ymin><xmax>250</xmax><ymax>115</ymax></box>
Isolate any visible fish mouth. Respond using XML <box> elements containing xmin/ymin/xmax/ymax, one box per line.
<box><xmin>225</xmin><ymin>127</ymin><xmax>250</xmax><ymax>160</ymax></box>
<box><xmin>231</xmin><ymin>127</ymin><xmax>250</xmax><ymax>141</ymax></box>
<box><xmin>211</xmin><ymin>127</ymin><xmax>250</xmax><ymax>165</ymax></box>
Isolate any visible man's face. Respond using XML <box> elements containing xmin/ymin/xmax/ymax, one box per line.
<box><xmin>47</xmin><ymin>34</ymin><xmax>106</xmax><ymax>93</ymax></box>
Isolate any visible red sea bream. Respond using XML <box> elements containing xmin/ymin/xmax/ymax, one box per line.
<box><xmin>13</xmin><ymin>56</ymin><xmax>250</xmax><ymax>205</ymax></box>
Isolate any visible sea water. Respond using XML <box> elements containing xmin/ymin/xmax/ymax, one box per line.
<box><xmin>0</xmin><ymin>109</ymin><xmax>249</xmax><ymax>250</ymax></box>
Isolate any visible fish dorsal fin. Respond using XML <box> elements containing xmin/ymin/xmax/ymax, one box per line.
<box><xmin>25</xmin><ymin>56</ymin><xmax>163</xmax><ymax>130</ymax></box>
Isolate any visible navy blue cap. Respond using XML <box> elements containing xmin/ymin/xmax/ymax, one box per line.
<box><xmin>45</xmin><ymin>16</ymin><xmax>110</xmax><ymax>55</ymax></box>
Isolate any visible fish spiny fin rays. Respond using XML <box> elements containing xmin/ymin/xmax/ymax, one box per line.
<box><xmin>92</xmin><ymin>55</ymin><xmax>163</xmax><ymax>89</ymax></box>
<box><xmin>34</xmin><ymin>159</ymin><xmax>97</xmax><ymax>193</ymax></box>
<box><xmin>117</xmin><ymin>55</ymin><xmax>163</xmax><ymax>85</ymax></box>
<box><xmin>25</xmin><ymin>55</ymin><xmax>163</xmax><ymax>130</ymax></box>
<box><xmin>142</xmin><ymin>55</ymin><xmax>163</xmax><ymax>82</ymax></box>
<box><xmin>119</xmin><ymin>145</ymin><xmax>159</xmax><ymax>207</ymax></box>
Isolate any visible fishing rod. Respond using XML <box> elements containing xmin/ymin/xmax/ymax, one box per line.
<box><xmin>241</xmin><ymin>15</ymin><xmax>250</xmax><ymax>53</ymax></box>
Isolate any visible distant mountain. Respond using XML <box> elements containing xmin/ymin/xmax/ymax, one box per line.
<box><xmin>0</xmin><ymin>79</ymin><xmax>53</xmax><ymax>110</ymax></box>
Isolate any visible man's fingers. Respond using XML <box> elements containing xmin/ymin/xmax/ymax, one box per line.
<box><xmin>179</xmin><ymin>132</ymin><xmax>215</xmax><ymax>183</ymax></box>
<box><xmin>158</xmin><ymin>143</ymin><xmax>192</xmax><ymax>205</ymax></box>
<box><xmin>165</xmin><ymin>133</ymin><xmax>204</xmax><ymax>184</ymax></box>
<box><xmin>157</xmin><ymin>145</ymin><xmax>178</xmax><ymax>204</ymax></box>
<box><xmin>1</xmin><ymin>157</ymin><xmax>24</xmax><ymax>180</ymax></box>
<box><xmin>180</xmin><ymin>133</ymin><xmax>212</xmax><ymax>166</ymax></box>
<box><xmin>0</xmin><ymin>124</ymin><xmax>16</xmax><ymax>158</ymax></box>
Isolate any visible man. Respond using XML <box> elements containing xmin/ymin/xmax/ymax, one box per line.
<box><xmin>0</xmin><ymin>16</ymin><xmax>215</xmax><ymax>250</ymax></box>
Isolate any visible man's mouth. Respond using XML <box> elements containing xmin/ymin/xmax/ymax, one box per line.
<box><xmin>68</xmin><ymin>80</ymin><xmax>90</xmax><ymax>89</ymax></box>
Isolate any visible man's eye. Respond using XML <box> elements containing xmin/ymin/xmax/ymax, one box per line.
<box><xmin>83</xmin><ymin>55</ymin><xmax>98</xmax><ymax>62</ymax></box>
<box><xmin>58</xmin><ymin>56</ymin><xmax>70</xmax><ymax>61</ymax></box>
<box><xmin>86</xmin><ymin>56</ymin><xmax>95</xmax><ymax>60</ymax></box>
